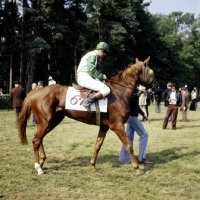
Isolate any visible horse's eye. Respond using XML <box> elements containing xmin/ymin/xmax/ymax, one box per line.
<box><xmin>149</xmin><ymin>69</ymin><xmax>154</xmax><ymax>76</ymax></box>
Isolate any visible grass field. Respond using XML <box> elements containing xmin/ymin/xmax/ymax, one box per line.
<box><xmin>1</xmin><ymin>104</ymin><xmax>200</xmax><ymax>200</ymax></box>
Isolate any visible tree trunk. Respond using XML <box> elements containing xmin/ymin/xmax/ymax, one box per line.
<box><xmin>26</xmin><ymin>52</ymin><xmax>36</xmax><ymax>93</ymax></box>
<box><xmin>9</xmin><ymin>54</ymin><xmax>12</xmax><ymax>91</ymax></box>
<box><xmin>20</xmin><ymin>2</ymin><xmax>25</xmax><ymax>88</ymax></box>
<box><xmin>48</xmin><ymin>51</ymin><xmax>51</xmax><ymax>71</ymax></box>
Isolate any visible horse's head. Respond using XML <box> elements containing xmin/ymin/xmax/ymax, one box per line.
<box><xmin>135</xmin><ymin>56</ymin><xmax>159</xmax><ymax>93</ymax></box>
<box><xmin>110</xmin><ymin>56</ymin><xmax>159</xmax><ymax>94</ymax></box>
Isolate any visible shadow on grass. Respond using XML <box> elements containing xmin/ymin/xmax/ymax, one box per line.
<box><xmin>45</xmin><ymin>154</ymin><xmax>120</xmax><ymax>171</ymax></box>
<box><xmin>178</xmin><ymin>124</ymin><xmax>200</xmax><ymax>129</ymax></box>
<box><xmin>43</xmin><ymin>147</ymin><xmax>200</xmax><ymax>173</ymax></box>
<box><xmin>142</xmin><ymin>147</ymin><xmax>200</xmax><ymax>172</ymax></box>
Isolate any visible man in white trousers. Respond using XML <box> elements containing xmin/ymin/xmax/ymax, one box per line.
<box><xmin>77</xmin><ymin>42</ymin><xmax>110</xmax><ymax>112</ymax></box>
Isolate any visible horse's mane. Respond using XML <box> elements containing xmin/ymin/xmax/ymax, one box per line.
<box><xmin>111</xmin><ymin>62</ymin><xmax>142</xmax><ymax>84</ymax></box>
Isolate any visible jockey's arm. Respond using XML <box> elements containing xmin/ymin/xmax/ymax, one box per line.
<box><xmin>87</xmin><ymin>55</ymin><xmax>103</xmax><ymax>80</ymax></box>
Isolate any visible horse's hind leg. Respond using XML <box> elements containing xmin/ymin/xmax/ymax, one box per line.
<box><xmin>33</xmin><ymin>111</ymin><xmax>65</xmax><ymax>175</ymax></box>
<box><xmin>39</xmin><ymin>144</ymin><xmax>46</xmax><ymax>167</ymax></box>
<box><xmin>90</xmin><ymin>125</ymin><xmax>109</xmax><ymax>172</ymax></box>
<box><xmin>32</xmin><ymin>128</ymin><xmax>45</xmax><ymax>175</ymax></box>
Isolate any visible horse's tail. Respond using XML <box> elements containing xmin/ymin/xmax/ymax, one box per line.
<box><xmin>18</xmin><ymin>93</ymin><xmax>32</xmax><ymax>145</ymax></box>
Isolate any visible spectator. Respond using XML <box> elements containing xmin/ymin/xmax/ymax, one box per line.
<box><xmin>118</xmin><ymin>89</ymin><xmax>152</xmax><ymax>164</ymax></box>
<box><xmin>31</xmin><ymin>83</ymin><xmax>37</xmax><ymax>125</ymax></box>
<box><xmin>162</xmin><ymin>84</ymin><xmax>182</xmax><ymax>130</ymax></box>
<box><xmin>180</xmin><ymin>87</ymin><xmax>189</xmax><ymax>122</ymax></box>
<box><xmin>154</xmin><ymin>86</ymin><xmax>163</xmax><ymax>113</ymax></box>
<box><xmin>0</xmin><ymin>88</ymin><xmax>3</xmax><ymax>95</ymax></box>
<box><xmin>145</xmin><ymin>89</ymin><xmax>151</xmax><ymax>118</ymax></box>
<box><xmin>190</xmin><ymin>87</ymin><xmax>197</xmax><ymax>111</ymax></box>
<box><xmin>37</xmin><ymin>80</ymin><xmax>43</xmax><ymax>89</ymax></box>
<box><xmin>163</xmin><ymin>82</ymin><xmax>172</xmax><ymax>121</ymax></box>
<box><xmin>194</xmin><ymin>87</ymin><xmax>198</xmax><ymax>109</ymax></box>
<box><xmin>138</xmin><ymin>85</ymin><xmax>147</xmax><ymax>121</ymax></box>
<box><xmin>150</xmin><ymin>90</ymin><xmax>154</xmax><ymax>105</ymax></box>
<box><xmin>48</xmin><ymin>76</ymin><xmax>56</xmax><ymax>85</ymax></box>
<box><xmin>9</xmin><ymin>81</ymin><xmax>26</xmax><ymax>128</ymax></box>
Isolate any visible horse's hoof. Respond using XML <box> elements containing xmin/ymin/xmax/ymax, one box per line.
<box><xmin>38</xmin><ymin>172</ymin><xmax>44</xmax><ymax>175</ymax></box>
<box><xmin>136</xmin><ymin>173</ymin><xmax>143</xmax><ymax>178</ymax></box>
<box><xmin>92</xmin><ymin>168</ymin><xmax>100</xmax><ymax>173</ymax></box>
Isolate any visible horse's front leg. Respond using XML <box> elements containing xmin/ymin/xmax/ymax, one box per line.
<box><xmin>111</xmin><ymin>125</ymin><xmax>142</xmax><ymax>176</ymax></box>
<box><xmin>90</xmin><ymin>125</ymin><xmax>109</xmax><ymax>172</ymax></box>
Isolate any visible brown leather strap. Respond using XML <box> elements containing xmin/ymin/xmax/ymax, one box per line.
<box><xmin>94</xmin><ymin>101</ymin><xmax>100</xmax><ymax>126</ymax></box>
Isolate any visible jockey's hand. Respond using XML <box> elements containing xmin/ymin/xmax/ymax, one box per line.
<box><xmin>103</xmin><ymin>74</ymin><xmax>108</xmax><ymax>80</ymax></box>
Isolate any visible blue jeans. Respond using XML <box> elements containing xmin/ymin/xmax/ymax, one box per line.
<box><xmin>119</xmin><ymin>116</ymin><xmax>149</xmax><ymax>162</ymax></box>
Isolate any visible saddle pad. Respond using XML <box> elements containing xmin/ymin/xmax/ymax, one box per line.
<box><xmin>65</xmin><ymin>87</ymin><xmax>108</xmax><ymax>112</ymax></box>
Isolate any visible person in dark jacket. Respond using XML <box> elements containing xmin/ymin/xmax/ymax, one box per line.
<box><xmin>154</xmin><ymin>86</ymin><xmax>163</xmax><ymax>113</ymax></box>
<box><xmin>162</xmin><ymin>84</ymin><xmax>182</xmax><ymax>130</ymax></box>
<box><xmin>180</xmin><ymin>87</ymin><xmax>189</xmax><ymax>122</ymax></box>
<box><xmin>145</xmin><ymin>89</ymin><xmax>151</xmax><ymax>118</ymax></box>
<box><xmin>163</xmin><ymin>82</ymin><xmax>172</xmax><ymax>121</ymax></box>
<box><xmin>10</xmin><ymin>81</ymin><xmax>26</xmax><ymax>127</ymax></box>
<box><xmin>119</xmin><ymin>89</ymin><xmax>153</xmax><ymax>164</ymax></box>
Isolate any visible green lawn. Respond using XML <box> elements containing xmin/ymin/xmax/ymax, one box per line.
<box><xmin>0</xmin><ymin>104</ymin><xmax>200</xmax><ymax>200</ymax></box>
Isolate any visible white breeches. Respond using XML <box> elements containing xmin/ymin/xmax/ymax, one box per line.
<box><xmin>77</xmin><ymin>72</ymin><xmax>110</xmax><ymax>97</ymax></box>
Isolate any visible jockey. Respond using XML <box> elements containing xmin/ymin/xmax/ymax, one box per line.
<box><xmin>77</xmin><ymin>42</ymin><xmax>110</xmax><ymax>112</ymax></box>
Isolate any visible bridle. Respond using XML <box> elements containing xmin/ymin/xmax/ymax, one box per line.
<box><xmin>148</xmin><ymin>77</ymin><xmax>160</xmax><ymax>92</ymax></box>
<box><xmin>107</xmin><ymin>62</ymin><xmax>156</xmax><ymax>90</ymax></box>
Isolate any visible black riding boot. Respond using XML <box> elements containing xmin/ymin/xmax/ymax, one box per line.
<box><xmin>81</xmin><ymin>92</ymin><xmax>103</xmax><ymax>113</ymax></box>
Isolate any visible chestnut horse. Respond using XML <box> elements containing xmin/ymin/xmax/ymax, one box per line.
<box><xmin>18</xmin><ymin>57</ymin><xmax>159</xmax><ymax>176</ymax></box>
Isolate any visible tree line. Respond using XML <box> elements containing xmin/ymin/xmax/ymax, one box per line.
<box><xmin>0</xmin><ymin>0</ymin><xmax>200</xmax><ymax>93</ymax></box>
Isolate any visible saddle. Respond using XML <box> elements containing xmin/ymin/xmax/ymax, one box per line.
<box><xmin>72</xmin><ymin>82</ymin><xmax>101</xmax><ymax>126</ymax></box>
<box><xmin>72</xmin><ymin>83</ymin><xmax>95</xmax><ymax>99</ymax></box>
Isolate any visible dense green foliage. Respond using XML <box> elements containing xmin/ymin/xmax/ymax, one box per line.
<box><xmin>0</xmin><ymin>0</ymin><xmax>200</xmax><ymax>93</ymax></box>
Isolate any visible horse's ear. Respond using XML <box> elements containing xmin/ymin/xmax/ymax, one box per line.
<box><xmin>135</xmin><ymin>58</ymin><xmax>139</xmax><ymax>63</ymax></box>
<box><xmin>144</xmin><ymin>56</ymin><xmax>150</xmax><ymax>66</ymax></box>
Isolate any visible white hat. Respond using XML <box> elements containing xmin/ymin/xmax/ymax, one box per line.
<box><xmin>48</xmin><ymin>76</ymin><xmax>52</xmax><ymax>80</ymax></box>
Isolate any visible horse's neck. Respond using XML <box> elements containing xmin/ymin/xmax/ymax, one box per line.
<box><xmin>109</xmin><ymin>76</ymin><xmax>136</xmax><ymax>101</ymax></box>
<box><xmin>109</xmin><ymin>63</ymin><xmax>142</xmax><ymax>100</ymax></box>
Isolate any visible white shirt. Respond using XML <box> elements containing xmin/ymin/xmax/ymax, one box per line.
<box><xmin>191</xmin><ymin>92</ymin><xmax>197</xmax><ymax>99</ymax></box>
<box><xmin>169</xmin><ymin>91</ymin><xmax>177</xmax><ymax>105</ymax></box>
